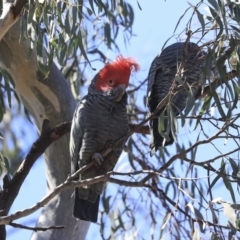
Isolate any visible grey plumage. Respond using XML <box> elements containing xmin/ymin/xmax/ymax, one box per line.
<box><xmin>70</xmin><ymin>56</ymin><xmax>139</xmax><ymax>222</ymax></box>
<box><xmin>147</xmin><ymin>42</ymin><xmax>206</xmax><ymax>155</ymax></box>
<box><xmin>70</xmin><ymin>87</ymin><xmax>129</xmax><ymax>222</ymax></box>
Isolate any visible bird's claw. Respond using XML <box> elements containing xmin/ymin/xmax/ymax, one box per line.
<box><xmin>106</xmin><ymin>141</ymin><xmax>117</xmax><ymax>151</ymax></box>
<box><xmin>92</xmin><ymin>152</ymin><xmax>104</xmax><ymax>165</ymax></box>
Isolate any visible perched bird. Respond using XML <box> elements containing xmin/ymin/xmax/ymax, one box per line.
<box><xmin>147</xmin><ymin>42</ymin><xmax>206</xmax><ymax>155</ymax></box>
<box><xmin>70</xmin><ymin>56</ymin><xmax>139</xmax><ymax>222</ymax></box>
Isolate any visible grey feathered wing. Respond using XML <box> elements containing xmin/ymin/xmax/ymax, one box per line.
<box><xmin>147</xmin><ymin>42</ymin><xmax>206</xmax><ymax>155</ymax></box>
<box><xmin>69</xmin><ymin>99</ymin><xmax>99</xmax><ymax>222</ymax></box>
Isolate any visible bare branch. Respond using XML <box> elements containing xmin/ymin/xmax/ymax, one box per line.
<box><xmin>129</xmin><ymin>123</ymin><xmax>149</xmax><ymax>134</ymax></box>
<box><xmin>0</xmin><ymin>174</ymin><xmax>109</xmax><ymax>225</ymax></box>
<box><xmin>0</xmin><ymin>116</ymin><xmax>148</xmax><ymax>225</ymax></box>
<box><xmin>9</xmin><ymin>222</ymin><xmax>64</xmax><ymax>232</ymax></box>
<box><xmin>183</xmin><ymin>147</ymin><xmax>240</xmax><ymax>166</ymax></box>
<box><xmin>153</xmin><ymin>186</ymin><xmax>239</xmax><ymax>231</ymax></box>
<box><xmin>127</xmin><ymin>78</ymin><xmax>148</xmax><ymax>94</ymax></box>
<box><xmin>0</xmin><ymin>122</ymin><xmax>71</xmax><ymax>218</ymax></box>
<box><xmin>139</xmin><ymin>114</ymin><xmax>240</xmax><ymax>184</ymax></box>
<box><xmin>11</xmin><ymin>0</ymin><xmax>27</xmax><ymax>19</ymax></box>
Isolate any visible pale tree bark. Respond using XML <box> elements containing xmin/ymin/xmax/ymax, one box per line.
<box><xmin>0</xmin><ymin>2</ymin><xmax>90</xmax><ymax>240</ymax></box>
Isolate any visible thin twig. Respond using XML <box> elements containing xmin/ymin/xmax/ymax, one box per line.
<box><xmin>152</xmin><ymin>186</ymin><xmax>239</xmax><ymax>231</ymax></box>
<box><xmin>127</xmin><ymin>78</ymin><xmax>148</xmax><ymax>94</ymax></box>
<box><xmin>0</xmin><ymin>174</ymin><xmax>109</xmax><ymax>225</ymax></box>
<box><xmin>139</xmin><ymin>114</ymin><xmax>240</xmax><ymax>184</ymax></box>
<box><xmin>9</xmin><ymin>222</ymin><xmax>64</xmax><ymax>231</ymax></box>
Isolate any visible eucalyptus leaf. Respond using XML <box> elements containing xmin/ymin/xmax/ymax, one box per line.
<box><xmin>196</xmin><ymin>10</ymin><xmax>205</xmax><ymax>36</ymax></box>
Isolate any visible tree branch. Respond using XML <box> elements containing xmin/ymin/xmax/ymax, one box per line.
<box><xmin>9</xmin><ymin>222</ymin><xmax>64</xmax><ymax>232</ymax></box>
<box><xmin>155</xmin><ymin>186</ymin><xmax>238</xmax><ymax>232</ymax></box>
<box><xmin>0</xmin><ymin>174</ymin><xmax>109</xmax><ymax>225</ymax></box>
<box><xmin>1</xmin><ymin>167</ymin><xmax>161</xmax><ymax>225</ymax></box>
<box><xmin>0</xmin><ymin>122</ymin><xmax>71</xmax><ymax>217</ymax></box>
<box><xmin>11</xmin><ymin>0</ymin><xmax>27</xmax><ymax>19</ymax></box>
<box><xmin>139</xmin><ymin>114</ymin><xmax>240</xmax><ymax>184</ymax></box>
<box><xmin>0</xmin><ymin>117</ymin><xmax>147</xmax><ymax>227</ymax></box>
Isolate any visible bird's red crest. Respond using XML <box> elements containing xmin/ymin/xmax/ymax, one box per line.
<box><xmin>95</xmin><ymin>56</ymin><xmax>139</xmax><ymax>91</ymax></box>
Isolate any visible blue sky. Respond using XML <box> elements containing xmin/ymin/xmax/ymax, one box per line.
<box><xmin>6</xmin><ymin>0</ymin><xmax>237</xmax><ymax>239</ymax></box>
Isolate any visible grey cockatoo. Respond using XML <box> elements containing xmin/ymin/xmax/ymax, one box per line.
<box><xmin>147</xmin><ymin>42</ymin><xmax>206</xmax><ymax>155</ymax></box>
<box><xmin>70</xmin><ymin>56</ymin><xmax>139</xmax><ymax>222</ymax></box>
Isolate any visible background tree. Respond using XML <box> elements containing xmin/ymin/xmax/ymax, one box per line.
<box><xmin>0</xmin><ymin>0</ymin><xmax>240</xmax><ymax>240</ymax></box>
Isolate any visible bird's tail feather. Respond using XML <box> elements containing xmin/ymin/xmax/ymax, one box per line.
<box><xmin>73</xmin><ymin>188</ymin><xmax>100</xmax><ymax>223</ymax></box>
<box><xmin>149</xmin><ymin>118</ymin><xmax>174</xmax><ymax>156</ymax></box>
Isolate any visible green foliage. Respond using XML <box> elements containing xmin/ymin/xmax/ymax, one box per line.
<box><xmin>2</xmin><ymin>0</ymin><xmax>240</xmax><ymax>239</ymax></box>
<box><xmin>0</xmin><ymin>152</ymin><xmax>9</xmax><ymax>181</ymax></box>
<box><xmin>24</xmin><ymin>0</ymin><xmax>135</xmax><ymax>99</ymax></box>
<box><xmin>0</xmin><ymin>0</ymin><xmax>136</xmax><ymax>177</ymax></box>
<box><xmin>0</xmin><ymin>70</ymin><xmax>18</xmax><ymax>122</ymax></box>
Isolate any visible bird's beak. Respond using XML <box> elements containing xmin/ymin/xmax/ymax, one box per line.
<box><xmin>118</xmin><ymin>83</ymin><xmax>127</xmax><ymax>91</ymax></box>
<box><xmin>115</xmin><ymin>84</ymin><xmax>127</xmax><ymax>102</ymax></box>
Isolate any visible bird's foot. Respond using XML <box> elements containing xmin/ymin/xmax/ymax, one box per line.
<box><xmin>92</xmin><ymin>152</ymin><xmax>104</xmax><ymax>165</ymax></box>
<box><xmin>106</xmin><ymin>141</ymin><xmax>117</xmax><ymax>151</ymax></box>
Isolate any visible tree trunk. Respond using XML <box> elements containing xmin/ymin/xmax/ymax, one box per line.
<box><xmin>0</xmin><ymin>17</ymin><xmax>90</xmax><ymax>240</ymax></box>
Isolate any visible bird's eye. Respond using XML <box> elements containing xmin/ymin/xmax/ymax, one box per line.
<box><xmin>108</xmin><ymin>80</ymin><xmax>114</xmax><ymax>85</ymax></box>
